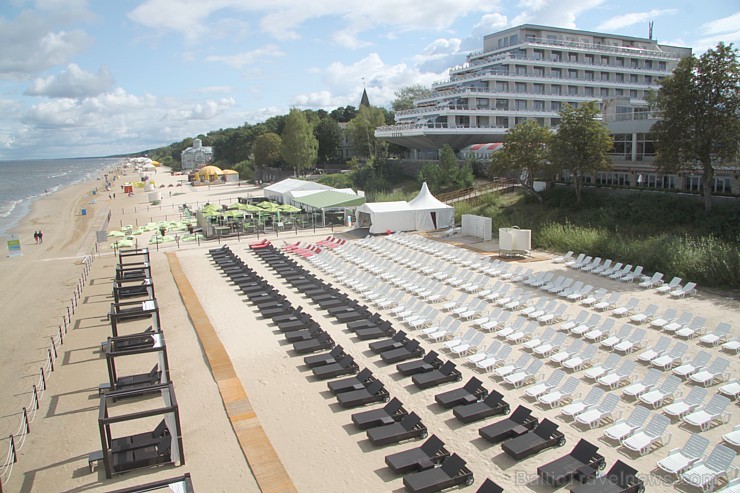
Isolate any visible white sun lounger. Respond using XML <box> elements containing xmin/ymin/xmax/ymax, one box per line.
<box><xmin>657</xmin><ymin>434</ymin><xmax>710</xmax><ymax>476</ymax></box>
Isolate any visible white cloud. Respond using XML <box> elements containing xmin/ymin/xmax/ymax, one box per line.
<box><xmin>293</xmin><ymin>52</ymin><xmax>447</xmax><ymax>110</ymax></box>
<box><xmin>700</xmin><ymin>12</ymin><xmax>740</xmax><ymax>36</ymax></box>
<box><xmin>596</xmin><ymin>9</ymin><xmax>678</xmax><ymax>32</ymax></box>
<box><xmin>511</xmin><ymin>0</ymin><xmax>605</xmax><ymax>29</ymax></box>
<box><xmin>0</xmin><ymin>4</ymin><xmax>95</xmax><ymax>79</ymax></box>
<box><xmin>24</xmin><ymin>64</ymin><xmax>114</xmax><ymax>98</ymax></box>
<box><xmin>205</xmin><ymin>45</ymin><xmax>286</xmax><ymax>68</ymax></box>
<box><xmin>197</xmin><ymin>85</ymin><xmax>234</xmax><ymax>94</ymax></box>
<box><xmin>163</xmin><ymin>98</ymin><xmax>236</xmax><ymax>120</ymax></box>
<box><xmin>129</xmin><ymin>0</ymin><xmax>498</xmax><ymax>47</ymax></box>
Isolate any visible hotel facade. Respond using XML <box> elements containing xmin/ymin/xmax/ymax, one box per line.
<box><xmin>376</xmin><ymin>24</ymin><xmax>738</xmax><ymax>195</ymax></box>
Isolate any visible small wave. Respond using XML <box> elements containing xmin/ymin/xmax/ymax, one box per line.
<box><xmin>0</xmin><ymin>199</ymin><xmax>21</xmax><ymax>218</ymax></box>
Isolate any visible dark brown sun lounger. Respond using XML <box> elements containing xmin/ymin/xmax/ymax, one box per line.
<box><xmin>384</xmin><ymin>434</ymin><xmax>449</xmax><ymax>474</ymax></box>
<box><xmin>475</xmin><ymin>478</ymin><xmax>504</xmax><ymax>493</ymax></box>
<box><xmin>367</xmin><ymin>412</ymin><xmax>427</xmax><ymax>446</ymax></box>
<box><xmin>569</xmin><ymin>460</ymin><xmax>643</xmax><ymax>493</ymax></box>
<box><xmin>292</xmin><ymin>332</ymin><xmax>334</xmax><ymax>354</ymax></box>
<box><xmin>380</xmin><ymin>339</ymin><xmax>424</xmax><ymax>363</ymax></box>
<box><xmin>537</xmin><ymin>438</ymin><xmax>605</xmax><ymax>487</ymax></box>
<box><xmin>356</xmin><ymin>321</ymin><xmax>395</xmax><ymax>340</ymax></box>
<box><xmin>397</xmin><ymin>350</ymin><xmax>442</xmax><ymax>376</ymax></box>
<box><xmin>402</xmin><ymin>453</ymin><xmax>474</xmax><ymax>493</ymax></box>
<box><xmin>347</xmin><ymin>313</ymin><xmax>383</xmax><ymax>331</ymax></box>
<box><xmin>328</xmin><ymin>368</ymin><xmax>373</xmax><ymax>394</ymax></box>
<box><xmin>312</xmin><ymin>355</ymin><xmax>358</xmax><ymax>380</ymax></box>
<box><xmin>304</xmin><ymin>345</ymin><xmax>345</xmax><ymax>368</ymax></box>
<box><xmin>369</xmin><ymin>330</ymin><xmax>407</xmax><ymax>354</ymax></box>
<box><xmin>412</xmin><ymin>361</ymin><xmax>461</xmax><ymax>390</ymax></box>
<box><xmin>351</xmin><ymin>397</ymin><xmax>407</xmax><ymax>430</ymax></box>
<box><xmin>336</xmin><ymin>380</ymin><xmax>389</xmax><ymax>408</ymax></box>
<box><xmin>453</xmin><ymin>390</ymin><xmax>510</xmax><ymax>424</ymax></box>
<box><xmin>501</xmin><ymin>418</ymin><xmax>566</xmax><ymax>461</ymax></box>
<box><xmin>479</xmin><ymin>405</ymin><xmax>538</xmax><ymax>444</ymax></box>
<box><xmin>434</xmin><ymin>377</ymin><xmax>487</xmax><ymax>409</ymax></box>
<box><xmin>283</xmin><ymin>323</ymin><xmax>323</xmax><ymax>343</ymax></box>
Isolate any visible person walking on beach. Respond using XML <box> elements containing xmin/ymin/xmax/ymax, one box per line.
<box><xmin>34</xmin><ymin>231</ymin><xmax>39</xmax><ymax>244</ymax></box>
<box><xmin>38</xmin><ymin>231</ymin><xmax>43</xmax><ymax>243</ymax></box>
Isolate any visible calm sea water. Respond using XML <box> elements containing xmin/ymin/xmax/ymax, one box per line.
<box><xmin>0</xmin><ymin>157</ymin><xmax>121</xmax><ymax>235</ymax></box>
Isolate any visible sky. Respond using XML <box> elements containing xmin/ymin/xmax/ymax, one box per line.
<box><xmin>0</xmin><ymin>0</ymin><xmax>738</xmax><ymax>160</ymax></box>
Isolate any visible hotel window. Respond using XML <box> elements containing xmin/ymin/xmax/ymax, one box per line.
<box><xmin>601</xmin><ymin>56</ymin><xmax>609</xmax><ymax>65</ymax></box>
<box><xmin>495</xmin><ymin>99</ymin><xmax>509</xmax><ymax>110</ymax></box>
<box><xmin>551</xmin><ymin>85</ymin><xmax>562</xmax><ymax>95</ymax></box>
<box><xmin>510</xmin><ymin>34</ymin><xmax>519</xmax><ymax>45</ymax></box>
<box><xmin>600</xmin><ymin>88</ymin><xmax>609</xmax><ymax>97</ymax></box>
<box><xmin>534</xmin><ymin>67</ymin><xmax>545</xmax><ymax>77</ymax></box>
<box><xmin>533</xmin><ymin>83</ymin><xmax>545</xmax><ymax>94</ymax></box>
<box><xmin>568</xmin><ymin>69</ymin><xmax>578</xmax><ymax>79</ymax></box>
<box><xmin>585</xmin><ymin>54</ymin><xmax>594</xmax><ymax>64</ymax></box>
<box><xmin>515</xmin><ymin>117</ymin><xmax>527</xmax><ymax>125</ymax></box>
<box><xmin>496</xmin><ymin>116</ymin><xmax>509</xmax><ymax>127</ymax></box>
<box><xmin>644</xmin><ymin>75</ymin><xmax>652</xmax><ymax>85</ymax></box>
<box><xmin>516</xmin><ymin>82</ymin><xmax>527</xmax><ymax>93</ymax></box>
<box><xmin>516</xmin><ymin>99</ymin><xmax>527</xmax><ymax>110</ymax></box>
<box><xmin>550</xmin><ymin>117</ymin><xmax>561</xmax><ymax>127</ymax></box>
<box><xmin>568</xmin><ymin>85</ymin><xmax>578</xmax><ymax>95</ymax></box>
<box><xmin>569</xmin><ymin>53</ymin><xmax>578</xmax><ymax>62</ymax></box>
<box><xmin>551</xmin><ymin>68</ymin><xmax>562</xmax><ymax>78</ymax></box>
<box><xmin>495</xmin><ymin>81</ymin><xmax>509</xmax><ymax>92</ymax></box>
<box><xmin>533</xmin><ymin>49</ymin><xmax>544</xmax><ymax>60</ymax></box>
<box><xmin>658</xmin><ymin>61</ymin><xmax>667</xmax><ymax>70</ymax></box>
<box><xmin>616</xmin><ymin>73</ymin><xmax>625</xmax><ymax>82</ymax></box>
<box><xmin>476</xmin><ymin>98</ymin><xmax>489</xmax><ymax>109</ymax></box>
<box><xmin>525</xmin><ymin>34</ymin><xmax>535</xmax><ymax>42</ymax></box>
<box><xmin>630</xmin><ymin>74</ymin><xmax>638</xmax><ymax>83</ymax></box>
<box><xmin>551</xmin><ymin>51</ymin><xmax>562</xmax><ymax>62</ymax></box>
<box><xmin>630</xmin><ymin>89</ymin><xmax>638</xmax><ymax>98</ymax></box>
<box><xmin>630</xmin><ymin>58</ymin><xmax>639</xmax><ymax>68</ymax></box>
<box><xmin>645</xmin><ymin>60</ymin><xmax>653</xmax><ymax>69</ymax></box>
<box><xmin>533</xmin><ymin>100</ymin><xmax>545</xmax><ymax>111</ymax></box>
<box><xmin>551</xmin><ymin>101</ymin><xmax>562</xmax><ymax>111</ymax></box>
<box><xmin>516</xmin><ymin>65</ymin><xmax>527</xmax><ymax>75</ymax></box>
<box><xmin>547</xmin><ymin>35</ymin><xmax>557</xmax><ymax>42</ymax></box>
<box><xmin>615</xmin><ymin>89</ymin><xmax>624</xmax><ymax>96</ymax></box>
<box><xmin>616</xmin><ymin>57</ymin><xmax>624</xmax><ymax>67</ymax></box>
<box><xmin>585</xmin><ymin>87</ymin><xmax>594</xmax><ymax>96</ymax></box>
<box><xmin>601</xmin><ymin>72</ymin><xmax>610</xmax><ymax>81</ymax></box>
<box><xmin>585</xmin><ymin>70</ymin><xmax>594</xmax><ymax>80</ymax></box>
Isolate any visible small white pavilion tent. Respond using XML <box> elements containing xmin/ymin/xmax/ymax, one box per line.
<box><xmin>263</xmin><ymin>178</ymin><xmax>333</xmax><ymax>203</ymax></box>
<box><xmin>355</xmin><ymin>201</ymin><xmax>416</xmax><ymax>234</ymax></box>
<box><xmin>408</xmin><ymin>182</ymin><xmax>455</xmax><ymax>231</ymax></box>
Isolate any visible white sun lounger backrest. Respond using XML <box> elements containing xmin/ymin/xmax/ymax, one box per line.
<box><xmin>495</xmin><ymin>345</ymin><xmax>512</xmax><ymax>361</ymax></box>
<box><xmin>625</xmin><ymin>405</ymin><xmax>651</xmax><ymax>428</ymax></box>
<box><xmin>616</xmin><ymin>360</ymin><xmax>637</xmax><ymax>377</ymax></box>
<box><xmin>580</xmin><ymin>344</ymin><xmax>598</xmax><ymax>360</ymax></box>
<box><xmin>704</xmin><ymin>444</ymin><xmax>736</xmax><ymax>473</ymax></box>
<box><xmin>582</xmin><ymin>386</ymin><xmax>605</xmax><ymax>406</ymax></box>
<box><xmin>705</xmin><ymin>394</ymin><xmax>731</xmax><ymax>417</ymax></box>
<box><xmin>652</xmin><ymin>336</ymin><xmax>671</xmax><ymax>353</ymax></box>
<box><xmin>706</xmin><ymin>357</ymin><xmax>730</xmax><ymax>377</ymax></box>
<box><xmin>600</xmin><ymin>353</ymin><xmax>621</xmax><ymax>371</ymax></box>
<box><xmin>683</xmin><ymin>386</ymin><xmax>708</xmax><ymax>407</ymax></box>
<box><xmin>545</xmin><ymin>369</ymin><xmax>565</xmax><ymax>387</ymax></box>
<box><xmin>596</xmin><ymin>393</ymin><xmax>620</xmax><ymax>414</ymax></box>
<box><xmin>689</xmin><ymin>351</ymin><xmax>712</xmax><ymax>369</ymax></box>
<box><xmin>682</xmin><ymin>434</ymin><xmax>711</xmax><ymax>460</ymax></box>
<box><xmin>667</xmin><ymin>342</ymin><xmax>688</xmax><ymax>360</ymax></box>
<box><xmin>644</xmin><ymin>414</ymin><xmax>670</xmax><ymax>438</ymax></box>
<box><xmin>642</xmin><ymin>368</ymin><xmax>662</xmax><ymax>387</ymax></box>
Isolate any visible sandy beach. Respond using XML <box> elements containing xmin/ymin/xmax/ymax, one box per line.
<box><xmin>1</xmin><ymin>166</ymin><xmax>738</xmax><ymax>493</ymax></box>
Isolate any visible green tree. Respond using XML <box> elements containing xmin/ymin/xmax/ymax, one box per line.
<box><xmin>281</xmin><ymin>108</ymin><xmax>318</xmax><ymax>176</ymax></box>
<box><xmin>549</xmin><ymin>102</ymin><xmax>613</xmax><ymax>203</ymax></box>
<box><xmin>489</xmin><ymin>120</ymin><xmax>552</xmax><ymax>202</ymax></box>
<box><xmin>329</xmin><ymin>105</ymin><xmax>358</xmax><ymax>122</ymax></box>
<box><xmin>253</xmin><ymin>132</ymin><xmax>283</xmax><ymax>168</ymax></box>
<box><xmin>392</xmin><ymin>84</ymin><xmax>432</xmax><ymax>112</ymax></box>
<box><xmin>650</xmin><ymin>42</ymin><xmax>740</xmax><ymax>212</ymax></box>
<box><xmin>346</xmin><ymin>105</ymin><xmax>388</xmax><ymax>159</ymax></box>
<box><xmin>314</xmin><ymin>117</ymin><xmax>342</xmax><ymax>163</ymax></box>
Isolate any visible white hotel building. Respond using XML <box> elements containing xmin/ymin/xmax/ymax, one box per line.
<box><xmin>376</xmin><ymin>25</ymin><xmax>738</xmax><ymax>195</ymax></box>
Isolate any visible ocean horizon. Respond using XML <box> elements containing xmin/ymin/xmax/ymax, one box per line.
<box><xmin>0</xmin><ymin>157</ymin><xmax>121</xmax><ymax>236</ymax></box>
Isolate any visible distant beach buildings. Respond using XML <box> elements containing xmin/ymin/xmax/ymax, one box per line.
<box><xmin>181</xmin><ymin>139</ymin><xmax>214</xmax><ymax>172</ymax></box>
<box><xmin>377</xmin><ymin>24</ymin><xmax>738</xmax><ymax>195</ymax></box>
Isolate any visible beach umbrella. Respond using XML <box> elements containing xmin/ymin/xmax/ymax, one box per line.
<box><xmin>107</xmin><ymin>230</ymin><xmax>126</xmax><ymax>237</ymax></box>
<box><xmin>278</xmin><ymin>204</ymin><xmax>301</xmax><ymax>213</ymax></box>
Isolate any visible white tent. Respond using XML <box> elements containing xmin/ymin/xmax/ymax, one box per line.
<box><xmin>263</xmin><ymin>178</ymin><xmax>333</xmax><ymax>203</ymax></box>
<box><xmin>408</xmin><ymin>182</ymin><xmax>455</xmax><ymax>231</ymax></box>
<box><xmin>355</xmin><ymin>183</ymin><xmax>455</xmax><ymax>234</ymax></box>
<box><xmin>355</xmin><ymin>201</ymin><xmax>416</xmax><ymax>234</ymax></box>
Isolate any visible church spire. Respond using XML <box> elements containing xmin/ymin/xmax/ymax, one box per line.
<box><xmin>360</xmin><ymin>78</ymin><xmax>370</xmax><ymax>107</ymax></box>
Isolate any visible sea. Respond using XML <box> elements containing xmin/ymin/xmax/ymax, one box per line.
<box><xmin>0</xmin><ymin>157</ymin><xmax>122</xmax><ymax>236</ymax></box>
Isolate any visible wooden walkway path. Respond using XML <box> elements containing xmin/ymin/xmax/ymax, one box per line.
<box><xmin>167</xmin><ymin>252</ymin><xmax>297</xmax><ymax>493</ymax></box>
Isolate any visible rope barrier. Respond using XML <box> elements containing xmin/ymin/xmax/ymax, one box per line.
<box><xmin>0</xmin><ymin>240</ymin><xmax>97</xmax><ymax>489</ymax></box>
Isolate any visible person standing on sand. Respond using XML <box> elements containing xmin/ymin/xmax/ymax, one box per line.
<box><xmin>34</xmin><ymin>231</ymin><xmax>39</xmax><ymax>244</ymax></box>
<box><xmin>38</xmin><ymin>231</ymin><xmax>43</xmax><ymax>243</ymax></box>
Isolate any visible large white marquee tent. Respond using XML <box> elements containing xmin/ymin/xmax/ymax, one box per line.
<box><xmin>355</xmin><ymin>182</ymin><xmax>454</xmax><ymax>234</ymax></box>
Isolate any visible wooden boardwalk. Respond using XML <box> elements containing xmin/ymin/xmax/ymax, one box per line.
<box><xmin>167</xmin><ymin>252</ymin><xmax>297</xmax><ymax>493</ymax></box>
